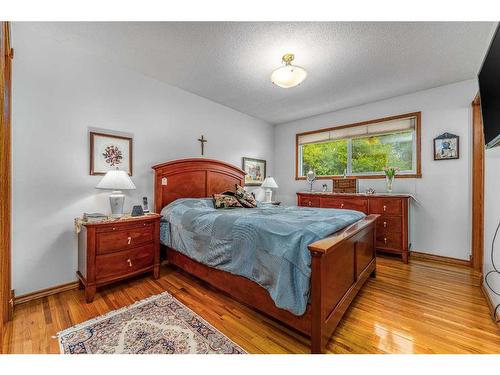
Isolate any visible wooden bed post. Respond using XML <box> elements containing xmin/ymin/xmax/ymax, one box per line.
<box><xmin>310</xmin><ymin>251</ymin><xmax>326</xmax><ymax>354</ymax></box>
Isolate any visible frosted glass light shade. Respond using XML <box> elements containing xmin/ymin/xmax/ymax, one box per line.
<box><xmin>271</xmin><ymin>65</ymin><xmax>307</xmax><ymax>88</ymax></box>
<box><xmin>261</xmin><ymin>177</ymin><xmax>279</xmax><ymax>189</ymax></box>
<box><xmin>96</xmin><ymin>170</ymin><xmax>136</xmax><ymax>190</ymax></box>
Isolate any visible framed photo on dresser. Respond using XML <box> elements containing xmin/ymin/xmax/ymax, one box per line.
<box><xmin>90</xmin><ymin>132</ymin><xmax>133</xmax><ymax>175</ymax></box>
<box><xmin>242</xmin><ymin>157</ymin><xmax>266</xmax><ymax>186</ymax></box>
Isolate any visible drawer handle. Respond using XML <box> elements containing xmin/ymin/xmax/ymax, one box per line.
<box><xmin>127</xmin><ymin>259</ymin><xmax>132</xmax><ymax>267</ymax></box>
<box><xmin>383</xmin><ymin>205</ymin><xmax>387</xmax><ymax>212</ymax></box>
<box><xmin>341</xmin><ymin>203</ymin><xmax>344</xmax><ymax>208</ymax></box>
<box><xmin>384</xmin><ymin>237</ymin><xmax>388</xmax><ymax>244</ymax></box>
<box><xmin>127</xmin><ymin>236</ymin><xmax>132</xmax><ymax>245</ymax></box>
<box><xmin>112</xmin><ymin>227</ymin><xmax>116</xmax><ymax>231</ymax></box>
<box><xmin>383</xmin><ymin>221</ymin><xmax>387</xmax><ymax>228</ymax></box>
<box><xmin>308</xmin><ymin>201</ymin><xmax>312</xmax><ymax>206</ymax></box>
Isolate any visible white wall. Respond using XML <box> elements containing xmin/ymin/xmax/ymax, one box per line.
<box><xmin>274</xmin><ymin>80</ymin><xmax>478</xmax><ymax>260</ymax></box>
<box><xmin>11</xmin><ymin>24</ymin><xmax>274</xmax><ymax>295</ymax></box>
<box><xmin>484</xmin><ymin>146</ymin><xmax>500</xmax><ymax>316</ymax></box>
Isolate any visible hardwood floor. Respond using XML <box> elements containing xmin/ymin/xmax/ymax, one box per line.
<box><xmin>3</xmin><ymin>256</ymin><xmax>500</xmax><ymax>354</ymax></box>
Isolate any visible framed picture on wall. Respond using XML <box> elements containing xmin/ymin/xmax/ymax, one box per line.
<box><xmin>242</xmin><ymin>157</ymin><xmax>266</xmax><ymax>186</ymax></box>
<box><xmin>433</xmin><ymin>132</ymin><xmax>459</xmax><ymax>161</ymax></box>
<box><xmin>90</xmin><ymin>132</ymin><xmax>133</xmax><ymax>175</ymax></box>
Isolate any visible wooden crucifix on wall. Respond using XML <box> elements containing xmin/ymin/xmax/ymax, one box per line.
<box><xmin>198</xmin><ymin>135</ymin><xmax>207</xmax><ymax>156</ymax></box>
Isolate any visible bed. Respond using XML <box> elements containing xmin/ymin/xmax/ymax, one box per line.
<box><xmin>153</xmin><ymin>158</ymin><xmax>378</xmax><ymax>353</ymax></box>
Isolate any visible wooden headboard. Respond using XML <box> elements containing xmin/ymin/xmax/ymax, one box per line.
<box><xmin>152</xmin><ymin>158</ymin><xmax>246</xmax><ymax>213</ymax></box>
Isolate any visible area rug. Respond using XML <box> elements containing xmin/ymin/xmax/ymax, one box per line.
<box><xmin>57</xmin><ymin>291</ymin><xmax>246</xmax><ymax>354</ymax></box>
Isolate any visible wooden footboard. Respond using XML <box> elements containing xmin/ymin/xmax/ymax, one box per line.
<box><xmin>308</xmin><ymin>214</ymin><xmax>378</xmax><ymax>353</ymax></box>
<box><xmin>165</xmin><ymin>214</ymin><xmax>378</xmax><ymax>354</ymax></box>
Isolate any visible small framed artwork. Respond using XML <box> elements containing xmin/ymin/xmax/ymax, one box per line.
<box><xmin>90</xmin><ymin>132</ymin><xmax>133</xmax><ymax>175</ymax></box>
<box><xmin>433</xmin><ymin>133</ymin><xmax>459</xmax><ymax>161</ymax></box>
<box><xmin>242</xmin><ymin>157</ymin><xmax>266</xmax><ymax>186</ymax></box>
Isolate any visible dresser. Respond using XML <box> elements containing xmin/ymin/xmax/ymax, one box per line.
<box><xmin>77</xmin><ymin>214</ymin><xmax>161</xmax><ymax>302</ymax></box>
<box><xmin>297</xmin><ymin>192</ymin><xmax>411</xmax><ymax>263</ymax></box>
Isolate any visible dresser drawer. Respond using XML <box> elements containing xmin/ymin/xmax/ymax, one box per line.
<box><xmin>97</xmin><ymin>223</ymin><xmax>154</xmax><ymax>254</ymax></box>
<box><xmin>320</xmin><ymin>197</ymin><xmax>342</xmax><ymax>209</ymax></box>
<box><xmin>376</xmin><ymin>231</ymin><xmax>402</xmax><ymax>250</ymax></box>
<box><xmin>340</xmin><ymin>198</ymin><xmax>368</xmax><ymax>213</ymax></box>
<box><xmin>376</xmin><ymin>216</ymin><xmax>402</xmax><ymax>233</ymax></box>
<box><xmin>96</xmin><ymin>244</ymin><xmax>155</xmax><ymax>280</ymax></box>
<box><xmin>299</xmin><ymin>196</ymin><xmax>321</xmax><ymax>207</ymax></box>
<box><xmin>369</xmin><ymin>199</ymin><xmax>403</xmax><ymax>215</ymax></box>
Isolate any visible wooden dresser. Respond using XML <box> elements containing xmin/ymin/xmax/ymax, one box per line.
<box><xmin>77</xmin><ymin>214</ymin><xmax>161</xmax><ymax>302</ymax></box>
<box><xmin>297</xmin><ymin>192</ymin><xmax>411</xmax><ymax>263</ymax></box>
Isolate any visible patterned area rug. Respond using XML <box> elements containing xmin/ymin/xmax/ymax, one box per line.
<box><xmin>57</xmin><ymin>291</ymin><xmax>246</xmax><ymax>354</ymax></box>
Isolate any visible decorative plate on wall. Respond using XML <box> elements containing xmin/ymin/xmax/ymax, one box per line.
<box><xmin>90</xmin><ymin>132</ymin><xmax>133</xmax><ymax>175</ymax></box>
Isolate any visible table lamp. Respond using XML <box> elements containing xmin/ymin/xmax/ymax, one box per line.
<box><xmin>96</xmin><ymin>169</ymin><xmax>136</xmax><ymax>218</ymax></box>
<box><xmin>261</xmin><ymin>177</ymin><xmax>279</xmax><ymax>203</ymax></box>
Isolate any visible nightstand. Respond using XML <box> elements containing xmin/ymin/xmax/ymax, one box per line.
<box><xmin>77</xmin><ymin>213</ymin><xmax>161</xmax><ymax>303</ymax></box>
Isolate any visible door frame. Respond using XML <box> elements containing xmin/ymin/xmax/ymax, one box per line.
<box><xmin>471</xmin><ymin>94</ymin><xmax>485</xmax><ymax>276</ymax></box>
<box><xmin>0</xmin><ymin>21</ymin><xmax>13</xmax><ymax>350</ymax></box>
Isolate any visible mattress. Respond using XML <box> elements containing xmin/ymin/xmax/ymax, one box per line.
<box><xmin>160</xmin><ymin>198</ymin><xmax>365</xmax><ymax>315</ymax></box>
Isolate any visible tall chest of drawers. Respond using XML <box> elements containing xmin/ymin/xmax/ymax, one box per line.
<box><xmin>297</xmin><ymin>192</ymin><xmax>411</xmax><ymax>263</ymax></box>
<box><xmin>77</xmin><ymin>214</ymin><xmax>161</xmax><ymax>302</ymax></box>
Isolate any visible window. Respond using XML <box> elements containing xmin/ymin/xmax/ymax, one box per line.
<box><xmin>296</xmin><ymin>113</ymin><xmax>421</xmax><ymax>179</ymax></box>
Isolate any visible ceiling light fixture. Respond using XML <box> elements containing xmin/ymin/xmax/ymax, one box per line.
<box><xmin>270</xmin><ymin>53</ymin><xmax>307</xmax><ymax>88</ymax></box>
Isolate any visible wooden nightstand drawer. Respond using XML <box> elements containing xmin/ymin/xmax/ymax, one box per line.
<box><xmin>97</xmin><ymin>224</ymin><xmax>154</xmax><ymax>254</ymax></box>
<box><xmin>96</xmin><ymin>244</ymin><xmax>155</xmax><ymax>281</ymax></box>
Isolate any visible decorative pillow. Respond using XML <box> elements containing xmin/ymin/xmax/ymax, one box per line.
<box><xmin>213</xmin><ymin>193</ymin><xmax>243</xmax><ymax>209</ymax></box>
<box><xmin>234</xmin><ymin>184</ymin><xmax>257</xmax><ymax>208</ymax></box>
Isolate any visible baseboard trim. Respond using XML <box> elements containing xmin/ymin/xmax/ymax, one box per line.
<box><xmin>409</xmin><ymin>251</ymin><xmax>471</xmax><ymax>267</ymax></box>
<box><xmin>481</xmin><ymin>283</ymin><xmax>500</xmax><ymax>327</ymax></box>
<box><xmin>14</xmin><ymin>281</ymin><xmax>79</xmax><ymax>305</ymax></box>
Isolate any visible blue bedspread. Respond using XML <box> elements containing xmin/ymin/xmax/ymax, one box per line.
<box><xmin>160</xmin><ymin>199</ymin><xmax>365</xmax><ymax>316</ymax></box>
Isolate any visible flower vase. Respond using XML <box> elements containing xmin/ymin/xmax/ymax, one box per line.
<box><xmin>386</xmin><ymin>175</ymin><xmax>394</xmax><ymax>193</ymax></box>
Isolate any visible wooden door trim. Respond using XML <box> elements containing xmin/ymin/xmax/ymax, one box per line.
<box><xmin>471</xmin><ymin>94</ymin><xmax>484</xmax><ymax>275</ymax></box>
<box><xmin>0</xmin><ymin>21</ymin><xmax>12</xmax><ymax>352</ymax></box>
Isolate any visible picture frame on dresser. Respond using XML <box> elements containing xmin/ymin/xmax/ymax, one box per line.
<box><xmin>90</xmin><ymin>131</ymin><xmax>133</xmax><ymax>175</ymax></box>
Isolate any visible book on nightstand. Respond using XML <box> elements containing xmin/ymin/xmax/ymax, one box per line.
<box><xmin>83</xmin><ymin>212</ymin><xmax>108</xmax><ymax>223</ymax></box>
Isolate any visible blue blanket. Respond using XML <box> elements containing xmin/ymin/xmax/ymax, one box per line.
<box><xmin>160</xmin><ymin>199</ymin><xmax>365</xmax><ymax>316</ymax></box>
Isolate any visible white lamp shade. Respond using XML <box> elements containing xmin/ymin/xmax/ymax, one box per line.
<box><xmin>96</xmin><ymin>170</ymin><xmax>136</xmax><ymax>190</ymax></box>
<box><xmin>261</xmin><ymin>177</ymin><xmax>279</xmax><ymax>189</ymax></box>
<box><xmin>271</xmin><ymin>65</ymin><xmax>307</xmax><ymax>88</ymax></box>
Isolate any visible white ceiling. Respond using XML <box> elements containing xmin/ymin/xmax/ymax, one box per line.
<box><xmin>18</xmin><ymin>22</ymin><xmax>497</xmax><ymax>124</ymax></box>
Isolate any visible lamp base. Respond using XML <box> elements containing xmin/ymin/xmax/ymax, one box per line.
<box><xmin>264</xmin><ymin>189</ymin><xmax>273</xmax><ymax>203</ymax></box>
<box><xmin>109</xmin><ymin>190</ymin><xmax>125</xmax><ymax>218</ymax></box>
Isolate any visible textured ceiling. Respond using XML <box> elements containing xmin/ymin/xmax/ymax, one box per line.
<box><xmin>17</xmin><ymin>22</ymin><xmax>497</xmax><ymax>124</ymax></box>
